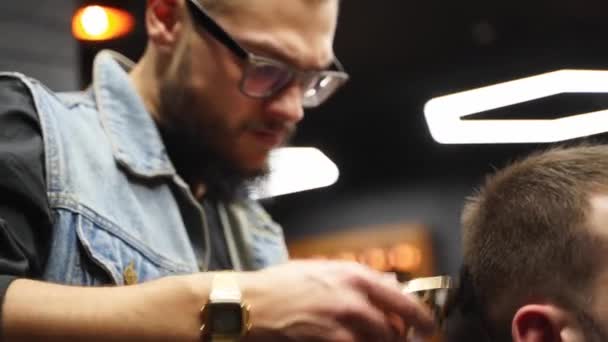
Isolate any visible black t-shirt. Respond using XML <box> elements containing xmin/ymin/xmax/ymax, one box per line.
<box><xmin>0</xmin><ymin>77</ymin><xmax>232</xmax><ymax>320</ymax></box>
<box><xmin>0</xmin><ymin>77</ymin><xmax>52</xmax><ymax>310</ymax></box>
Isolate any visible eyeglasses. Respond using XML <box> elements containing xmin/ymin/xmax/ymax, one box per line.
<box><xmin>185</xmin><ymin>0</ymin><xmax>350</xmax><ymax>108</ymax></box>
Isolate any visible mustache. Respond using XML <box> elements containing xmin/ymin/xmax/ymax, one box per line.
<box><xmin>244</xmin><ymin>120</ymin><xmax>296</xmax><ymax>140</ymax></box>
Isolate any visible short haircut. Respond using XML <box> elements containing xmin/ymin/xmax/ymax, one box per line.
<box><xmin>454</xmin><ymin>145</ymin><xmax>608</xmax><ymax>339</ymax></box>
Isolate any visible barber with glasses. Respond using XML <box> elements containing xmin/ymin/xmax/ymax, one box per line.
<box><xmin>0</xmin><ymin>0</ymin><xmax>433</xmax><ymax>341</ymax></box>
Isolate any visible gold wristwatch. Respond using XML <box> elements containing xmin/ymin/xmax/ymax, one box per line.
<box><xmin>200</xmin><ymin>272</ymin><xmax>251</xmax><ymax>342</ymax></box>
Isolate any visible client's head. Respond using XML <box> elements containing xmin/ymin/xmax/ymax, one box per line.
<box><xmin>446</xmin><ymin>145</ymin><xmax>608</xmax><ymax>342</ymax></box>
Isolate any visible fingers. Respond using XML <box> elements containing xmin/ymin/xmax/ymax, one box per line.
<box><xmin>348</xmin><ymin>266</ymin><xmax>436</xmax><ymax>335</ymax></box>
<box><xmin>387</xmin><ymin>312</ymin><xmax>407</xmax><ymax>337</ymax></box>
<box><xmin>336</xmin><ymin>293</ymin><xmax>396</xmax><ymax>342</ymax></box>
<box><xmin>260</xmin><ymin>260</ymin><xmax>435</xmax><ymax>341</ymax></box>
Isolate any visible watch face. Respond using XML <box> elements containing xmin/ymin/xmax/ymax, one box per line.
<box><xmin>208</xmin><ymin>302</ymin><xmax>244</xmax><ymax>335</ymax></box>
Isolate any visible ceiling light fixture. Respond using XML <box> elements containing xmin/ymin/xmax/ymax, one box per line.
<box><xmin>250</xmin><ymin>147</ymin><xmax>339</xmax><ymax>199</ymax></box>
<box><xmin>424</xmin><ymin>69</ymin><xmax>608</xmax><ymax>144</ymax></box>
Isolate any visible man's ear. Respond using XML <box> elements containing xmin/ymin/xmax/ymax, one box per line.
<box><xmin>512</xmin><ymin>304</ymin><xmax>584</xmax><ymax>342</ymax></box>
<box><xmin>146</xmin><ymin>0</ymin><xmax>185</xmax><ymax>50</ymax></box>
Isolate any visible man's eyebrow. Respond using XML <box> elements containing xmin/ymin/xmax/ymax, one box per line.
<box><xmin>238</xmin><ymin>38</ymin><xmax>334</xmax><ymax>71</ymax></box>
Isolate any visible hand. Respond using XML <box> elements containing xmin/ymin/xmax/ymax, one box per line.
<box><xmin>240</xmin><ymin>260</ymin><xmax>434</xmax><ymax>342</ymax></box>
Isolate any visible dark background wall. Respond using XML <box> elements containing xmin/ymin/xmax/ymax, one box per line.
<box><xmin>5</xmin><ymin>0</ymin><xmax>608</xmax><ymax>275</ymax></box>
<box><xmin>0</xmin><ymin>0</ymin><xmax>78</xmax><ymax>91</ymax></box>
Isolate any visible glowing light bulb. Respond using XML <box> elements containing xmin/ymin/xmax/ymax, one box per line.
<box><xmin>72</xmin><ymin>5</ymin><xmax>135</xmax><ymax>41</ymax></box>
<box><xmin>81</xmin><ymin>6</ymin><xmax>109</xmax><ymax>37</ymax></box>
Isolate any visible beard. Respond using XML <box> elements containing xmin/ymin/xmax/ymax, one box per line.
<box><xmin>156</xmin><ymin>50</ymin><xmax>273</xmax><ymax>202</ymax></box>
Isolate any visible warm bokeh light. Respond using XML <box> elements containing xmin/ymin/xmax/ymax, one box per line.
<box><xmin>358</xmin><ymin>247</ymin><xmax>388</xmax><ymax>271</ymax></box>
<box><xmin>72</xmin><ymin>5</ymin><xmax>135</xmax><ymax>41</ymax></box>
<box><xmin>334</xmin><ymin>252</ymin><xmax>358</xmax><ymax>262</ymax></box>
<box><xmin>388</xmin><ymin>244</ymin><xmax>422</xmax><ymax>271</ymax></box>
<box><xmin>312</xmin><ymin>243</ymin><xmax>425</xmax><ymax>273</ymax></box>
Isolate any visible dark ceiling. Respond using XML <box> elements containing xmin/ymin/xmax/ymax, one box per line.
<box><xmin>77</xmin><ymin>0</ymin><xmax>608</xmax><ymax>236</ymax></box>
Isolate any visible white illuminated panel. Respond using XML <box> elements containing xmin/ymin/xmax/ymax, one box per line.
<box><xmin>251</xmin><ymin>147</ymin><xmax>339</xmax><ymax>199</ymax></box>
<box><xmin>424</xmin><ymin>69</ymin><xmax>608</xmax><ymax>144</ymax></box>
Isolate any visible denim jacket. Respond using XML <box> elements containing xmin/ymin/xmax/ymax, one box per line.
<box><xmin>0</xmin><ymin>50</ymin><xmax>288</xmax><ymax>286</ymax></box>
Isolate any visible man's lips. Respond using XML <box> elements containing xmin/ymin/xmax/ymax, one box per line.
<box><xmin>249</xmin><ymin>128</ymin><xmax>286</xmax><ymax>148</ymax></box>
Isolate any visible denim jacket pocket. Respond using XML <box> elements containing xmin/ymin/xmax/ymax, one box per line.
<box><xmin>75</xmin><ymin>213</ymin><xmax>195</xmax><ymax>285</ymax></box>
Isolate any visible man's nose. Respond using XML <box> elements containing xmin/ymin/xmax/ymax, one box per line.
<box><xmin>264</xmin><ymin>83</ymin><xmax>305</xmax><ymax>124</ymax></box>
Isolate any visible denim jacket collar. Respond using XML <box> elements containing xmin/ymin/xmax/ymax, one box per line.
<box><xmin>92</xmin><ymin>50</ymin><xmax>176</xmax><ymax>178</ymax></box>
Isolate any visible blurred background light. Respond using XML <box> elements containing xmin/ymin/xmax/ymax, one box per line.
<box><xmin>424</xmin><ymin>69</ymin><xmax>608</xmax><ymax>144</ymax></box>
<box><xmin>251</xmin><ymin>147</ymin><xmax>339</xmax><ymax>199</ymax></box>
<box><xmin>388</xmin><ymin>244</ymin><xmax>422</xmax><ymax>271</ymax></box>
<box><xmin>72</xmin><ymin>5</ymin><xmax>134</xmax><ymax>41</ymax></box>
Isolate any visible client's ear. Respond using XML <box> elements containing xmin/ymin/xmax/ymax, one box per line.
<box><xmin>512</xmin><ymin>304</ymin><xmax>584</xmax><ymax>342</ymax></box>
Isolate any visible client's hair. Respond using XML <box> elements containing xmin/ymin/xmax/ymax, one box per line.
<box><xmin>445</xmin><ymin>145</ymin><xmax>608</xmax><ymax>340</ymax></box>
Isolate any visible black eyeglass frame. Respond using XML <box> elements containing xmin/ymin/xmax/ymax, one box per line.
<box><xmin>185</xmin><ymin>0</ymin><xmax>350</xmax><ymax>108</ymax></box>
